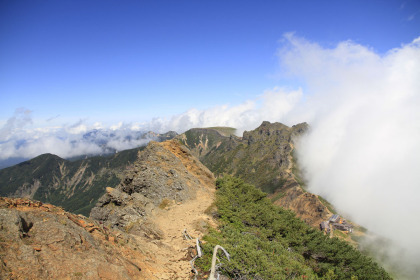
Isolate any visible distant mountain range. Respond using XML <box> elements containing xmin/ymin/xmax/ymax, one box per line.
<box><xmin>0</xmin><ymin>129</ymin><xmax>178</xmax><ymax>169</ymax></box>
<box><xmin>0</xmin><ymin>148</ymin><xmax>140</xmax><ymax>216</ymax></box>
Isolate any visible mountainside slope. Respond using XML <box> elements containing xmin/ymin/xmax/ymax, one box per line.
<box><xmin>177</xmin><ymin>121</ymin><xmax>331</xmax><ymax>227</ymax></box>
<box><xmin>195</xmin><ymin>176</ymin><xmax>391</xmax><ymax>280</ymax></box>
<box><xmin>0</xmin><ymin>147</ymin><xmax>143</xmax><ymax>216</ymax></box>
<box><xmin>177</xmin><ymin>121</ymin><xmax>306</xmax><ymax>192</ymax></box>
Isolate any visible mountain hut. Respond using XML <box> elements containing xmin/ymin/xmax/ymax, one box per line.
<box><xmin>328</xmin><ymin>214</ymin><xmax>340</xmax><ymax>223</ymax></box>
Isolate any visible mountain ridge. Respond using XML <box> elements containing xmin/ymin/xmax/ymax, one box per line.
<box><xmin>176</xmin><ymin>121</ymin><xmax>332</xmax><ymax>227</ymax></box>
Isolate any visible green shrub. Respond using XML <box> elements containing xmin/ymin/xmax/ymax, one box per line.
<box><xmin>196</xmin><ymin>176</ymin><xmax>391</xmax><ymax>280</ymax></box>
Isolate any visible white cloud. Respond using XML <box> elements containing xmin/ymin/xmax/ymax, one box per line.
<box><xmin>106</xmin><ymin>138</ymin><xmax>150</xmax><ymax>152</ymax></box>
<box><xmin>110</xmin><ymin>122</ymin><xmax>123</xmax><ymax>131</ymax></box>
<box><xmin>285</xmin><ymin>35</ymin><xmax>420</xmax><ymax>276</ymax></box>
<box><xmin>93</xmin><ymin>122</ymin><xmax>103</xmax><ymax>129</ymax></box>
<box><xmin>142</xmin><ymin>87</ymin><xmax>303</xmax><ymax>135</ymax></box>
<box><xmin>0</xmin><ymin>108</ymin><xmax>32</xmax><ymax>141</ymax></box>
<box><xmin>65</xmin><ymin>120</ymin><xmax>88</xmax><ymax>134</ymax></box>
<box><xmin>0</xmin><ymin>85</ymin><xmax>303</xmax><ymax>164</ymax></box>
<box><xmin>0</xmin><ymin>117</ymin><xmax>158</xmax><ymax>161</ymax></box>
<box><xmin>407</xmin><ymin>9</ymin><xmax>420</xmax><ymax>21</ymax></box>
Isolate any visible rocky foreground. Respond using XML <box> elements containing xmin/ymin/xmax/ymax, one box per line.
<box><xmin>0</xmin><ymin>140</ymin><xmax>217</xmax><ymax>279</ymax></box>
<box><xmin>0</xmin><ymin>197</ymin><xmax>148</xmax><ymax>279</ymax></box>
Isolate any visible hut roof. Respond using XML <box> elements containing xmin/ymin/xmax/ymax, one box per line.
<box><xmin>329</xmin><ymin>214</ymin><xmax>340</xmax><ymax>223</ymax></box>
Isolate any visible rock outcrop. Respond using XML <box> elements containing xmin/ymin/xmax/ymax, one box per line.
<box><xmin>90</xmin><ymin>139</ymin><xmax>215</xmax><ymax>235</ymax></box>
<box><xmin>176</xmin><ymin>127</ymin><xmax>237</xmax><ymax>159</ymax></box>
<box><xmin>0</xmin><ymin>197</ymin><xmax>152</xmax><ymax>280</ymax></box>
<box><xmin>272</xmin><ymin>185</ymin><xmax>330</xmax><ymax>227</ymax></box>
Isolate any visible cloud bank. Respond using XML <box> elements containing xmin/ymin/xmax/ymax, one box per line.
<box><xmin>284</xmin><ymin>35</ymin><xmax>420</xmax><ymax>277</ymax></box>
<box><xmin>1</xmin><ymin>86</ymin><xmax>304</xmax><ymax>162</ymax></box>
<box><xmin>142</xmin><ymin>87</ymin><xmax>303</xmax><ymax>134</ymax></box>
<box><xmin>0</xmin><ymin>111</ymin><xmax>154</xmax><ymax>161</ymax></box>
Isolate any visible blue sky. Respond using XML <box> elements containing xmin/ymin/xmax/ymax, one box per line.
<box><xmin>1</xmin><ymin>0</ymin><xmax>419</xmax><ymax>126</ymax></box>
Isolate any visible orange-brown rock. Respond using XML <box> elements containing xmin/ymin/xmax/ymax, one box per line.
<box><xmin>271</xmin><ymin>184</ymin><xmax>331</xmax><ymax>227</ymax></box>
<box><xmin>0</xmin><ymin>197</ymin><xmax>153</xmax><ymax>279</ymax></box>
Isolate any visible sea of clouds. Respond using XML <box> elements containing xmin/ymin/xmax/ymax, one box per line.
<box><xmin>1</xmin><ymin>34</ymin><xmax>419</xmax><ymax>277</ymax></box>
<box><xmin>0</xmin><ymin>109</ymin><xmax>152</xmax><ymax>162</ymax></box>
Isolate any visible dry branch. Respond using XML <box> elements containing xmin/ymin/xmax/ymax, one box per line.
<box><xmin>208</xmin><ymin>245</ymin><xmax>230</xmax><ymax>280</ymax></box>
<box><xmin>190</xmin><ymin>237</ymin><xmax>202</xmax><ymax>280</ymax></box>
<box><xmin>183</xmin><ymin>228</ymin><xmax>193</xmax><ymax>240</ymax></box>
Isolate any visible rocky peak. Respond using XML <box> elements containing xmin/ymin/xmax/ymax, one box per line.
<box><xmin>141</xmin><ymin>130</ymin><xmax>178</xmax><ymax>141</ymax></box>
<box><xmin>271</xmin><ymin>186</ymin><xmax>331</xmax><ymax>227</ymax></box>
<box><xmin>175</xmin><ymin>127</ymin><xmax>232</xmax><ymax>159</ymax></box>
<box><xmin>291</xmin><ymin>122</ymin><xmax>309</xmax><ymax>135</ymax></box>
<box><xmin>243</xmin><ymin>121</ymin><xmax>301</xmax><ymax>145</ymax></box>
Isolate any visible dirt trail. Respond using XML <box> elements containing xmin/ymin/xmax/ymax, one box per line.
<box><xmin>137</xmin><ymin>187</ymin><xmax>216</xmax><ymax>279</ymax></box>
